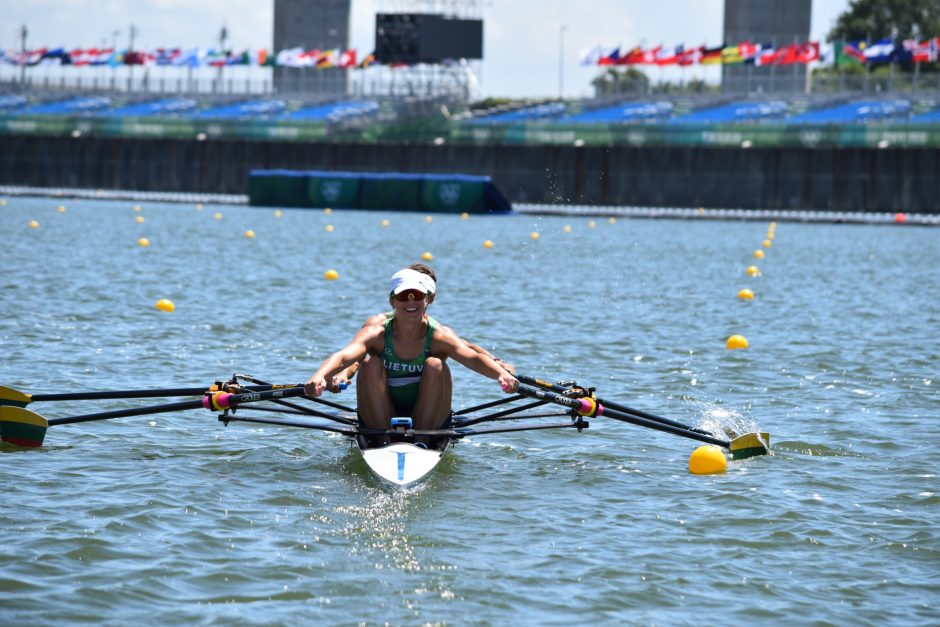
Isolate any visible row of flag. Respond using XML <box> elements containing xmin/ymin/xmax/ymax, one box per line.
<box><xmin>0</xmin><ymin>47</ymin><xmax>380</xmax><ymax>69</ymax></box>
<box><xmin>581</xmin><ymin>38</ymin><xmax>940</xmax><ymax>67</ymax></box>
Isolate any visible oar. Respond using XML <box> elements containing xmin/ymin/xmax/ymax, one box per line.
<box><xmin>515</xmin><ymin>374</ymin><xmax>715</xmax><ymax>437</ymax></box>
<box><xmin>515</xmin><ymin>384</ymin><xmax>769</xmax><ymax>459</ymax></box>
<box><xmin>0</xmin><ymin>385</ymin><xmax>306</xmax><ymax>448</ymax></box>
<box><xmin>0</xmin><ymin>383</ymin><xmax>275</xmax><ymax>408</ymax></box>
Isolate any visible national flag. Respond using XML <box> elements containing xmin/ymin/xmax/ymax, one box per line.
<box><xmin>39</xmin><ymin>48</ymin><xmax>71</xmax><ymax>65</ymax></box>
<box><xmin>617</xmin><ymin>46</ymin><xmax>644</xmax><ymax>65</ymax></box>
<box><xmin>699</xmin><ymin>44</ymin><xmax>724</xmax><ymax>64</ymax></box>
<box><xmin>359</xmin><ymin>51</ymin><xmax>376</xmax><ymax>68</ymax></box>
<box><xmin>755</xmin><ymin>44</ymin><xmax>777</xmax><ymax>65</ymax></box>
<box><xmin>597</xmin><ymin>47</ymin><xmax>621</xmax><ymax>66</ymax></box>
<box><xmin>864</xmin><ymin>39</ymin><xmax>896</xmax><ymax>64</ymax></box>
<box><xmin>89</xmin><ymin>48</ymin><xmax>115</xmax><ymax>65</ymax></box>
<box><xmin>654</xmin><ymin>46</ymin><xmax>681</xmax><ymax>66</ymax></box>
<box><xmin>154</xmin><ymin>48</ymin><xmax>181</xmax><ymax>66</ymax></box>
<box><xmin>738</xmin><ymin>41</ymin><xmax>761</xmax><ymax>63</ymax></box>
<box><xmin>835</xmin><ymin>40</ymin><xmax>866</xmax><ymax>65</ymax></box>
<box><xmin>907</xmin><ymin>36</ymin><xmax>939</xmax><ymax>63</ymax></box>
<box><xmin>339</xmin><ymin>49</ymin><xmax>357</xmax><ymax>68</ymax></box>
<box><xmin>676</xmin><ymin>46</ymin><xmax>700</xmax><ymax>66</ymax></box>
<box><xmin>579</xmin><ymin>46</ymin><xmax>602</xmax><ymax>66</ymax></box>
<box><xmin>316</xmin><ymin>49</ymin><xmax>339</xmax><ymax>68</ymax></box>
<box><xmin>275</xmin><ymin>47</ymin><xmax>305</xmax><ymax>67</ymax></box>
<box><xmin>722</xmin><ymin>44</ymin><xmax>744</xmax><ymax>64</ymax></box>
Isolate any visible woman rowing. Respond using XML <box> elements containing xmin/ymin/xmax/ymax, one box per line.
<box><xmin>304</xmin><ymin>267</ymin><xmax>519</xmax><ymax>437</ymax></box>
<box><xmin>325</xmin><ymin>263</ymin><xmax>514</xmax><ymax>393</ymax></box>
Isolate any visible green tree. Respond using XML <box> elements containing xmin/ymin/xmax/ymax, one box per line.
<box><xmin>827</xmin><ymin>0</ymin><xmax>940</xmax><ymax>41</ymax></box>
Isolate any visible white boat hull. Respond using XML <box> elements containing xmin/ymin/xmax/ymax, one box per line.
<box><xmin>358</xmin><ymin>440</ymin><xmax>448</xmax><ymax>488</ymax></box>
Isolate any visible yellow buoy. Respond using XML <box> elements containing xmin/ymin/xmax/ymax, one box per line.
<box><xmin>769</xmin><ymin>222</ymin><xmax>776</xmax><ymax>229</ymax></box>
<box><xmin>753</xmin><ymin>249</ymin><xmax>765</xmax><ymax>259</ymax></box>
<box><xmin>195</xmin><ymin>203</ymin><xmax>204</xmax><ymax>211</ymax></box>
<box><xmin>588</xmin><ymin>220</ymin><xmax>597</xmax><ymax>229</ymax></box>
<box><xmin>608</xmin><ymin>217</ymin><xmax>617</xmax><ymax>224</ymax></box>
<box><xmin>324</xmin><ymin>269</ymin><xmax>339</xmax><ymax>281</ymax></box>
<box><xmin>325</xmin><ymin>224</ymin><xmax>334</xmax><ymax>232</ymax></box>
<box><xmin>737</xmin><ymin>288</ymin><xmax>754</xmax><ymax>300</ymax></box>
<box><xmin>563</xmin><ymin>225</ymin><xmax>572</xmax><ymax>233</ymax></box>
<box><xmin>425</xmin><ymin>216</ymin><xmax>433</xmax><ymax>223</ymax></box>
<box><xmin>483</xmin><ymin>240</ymin><xmax>494</xmax><ymax>249</ymax></box>
<box><xmin>155</xmin><ymin>298</ymin><xmax>175</xmax><ymax>312</ymax></box>
<box><xmin>324</xmin><ymin>207</ymin><xmax>332</xmax><ymax>214</ymax></box>
<box><xmin>762</xmin><ymin>239</ymin><xmax>772</xmax><ymax>248</ymax></box>
<box><xmin>689</xmin><ymin>445</ymin><xmax>727</xmax><ymax>475</ymax></box>
<box><xmin>135</xmin><ymin>216</ymin><xmax>145</xmax><ymax>224</ymax></box>
<box><xmin>133</xmin><ymin>204</ymin><xmax>142</xmax><ymax>212</ymax></box>
<box><xmin>57</xmin><ymin>205</ymin><xmax>66</xmax><ymax>213</ymax></box>
<box><xmin>726</xmin><ymin>334</ymin><xmax>749</xmax><ymax>350</ymax></box>
<box><xmin>137</xmin><ymin>238</ymin><xmax>150</xmax><ymax>247</ymax></box>
<box><xmin>421</xmin><ymin>251</ymin><xmax>433</xmax><ymax>261</ymax></box>
<box><xmin>461</xmin><ymin>212</ymin><xmax>469</xmax><ymax>220</ymax></box>
<box><xmin>697</xmin><ymin>207</ymin><xmax>706</xmax><ymax>214</ymax></box>
<box><xmin>0</xmin><ymin>199</ymin><xmax>7</xmax><ymax>206</ymax></box>
<box><xmin>381</xmin><ymin>219</ymin><xmax>390</xmax><ymax>227</ymax></box>
<box><xmin>530</xmin><ymin>232</ymin><xmax>540</xmax><ymax>240</ymax></box>
<box><xmin>214</xmin><ymin>212</ymin><xmax>223</xmax><ymax>221</ymax></box>
<box><xmin>29</xmin><ymin>220</ymin><xmax>40</xmax><ymax>229</ymax></box>
<box><xmin>274</xmin><ymin>210</ymin><xmax>283</xmax><ymax>218</ymax></box>
<box><xmin>746</xmin><ymin>265</ymin><xmax>760</xmax><ymax>277</ymax></box>
<box><xmin>245</xmin><ymin>230</ymin><xmax>255</xmax><ymax>239</ymax></box>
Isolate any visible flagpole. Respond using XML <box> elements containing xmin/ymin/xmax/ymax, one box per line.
<box><xmin>558</xmin><ymin>25</ymin><xmax>568</xmax><ymax>99</ymax></box>
<box><xmin>19</xmin><ymin>24</ymin><xmax>27</xmax><ymax>87</ymax></box>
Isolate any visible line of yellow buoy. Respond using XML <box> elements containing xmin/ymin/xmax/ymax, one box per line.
<box><xmin>727</xmin><ymin>221</ymin><xmax>777</xmax><ymax>350</ymax></box>
<box><xmin>692</xmin><ymin>220</ymin><xmax>778</xmax><ymax>474</ymax></box>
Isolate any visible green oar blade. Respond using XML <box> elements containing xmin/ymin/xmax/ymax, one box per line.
<box><xmin>0</xmin><ymin>406</ymin><xmax>48</xmax><ymax>448</ymax></box>
<box><xmin>729</xmin><ymin>432</ymin><xmax>770</xmax><ymax>459</ymax></box>
<box><xmin>0</xmin><ymin>385</ymin><xmax>32</xmax><ymax>408</ymax></box>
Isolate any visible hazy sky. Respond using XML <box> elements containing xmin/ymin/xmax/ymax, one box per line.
<box><xmin>2</xmin><ymin>0</ymin><xmax>849</xmax><ymax>98</ymax></box>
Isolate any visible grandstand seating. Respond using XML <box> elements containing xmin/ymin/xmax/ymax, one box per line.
<box><xmin>560</xmin><ymin>101</ymin><xmax>673</xmax><ymax>124</ymax></box>
<box><xmin>189</xmin><ymin>99</ymin><xmax>287</xmax><ymax>119</ymax></box>
<box><xmin>103</xmin><ymin>98</ymin><xmax>198</xmax><ymax>117</ymax></box>
<box><xmin>469</xmin><ymin>102</ymin><xmax>566</xmax><ymax>124</ymax></box>
<box><xmin>909</xmin><ymin>107</ymin><xmax>940</xmax><ymax>123</ymax></box>
<box><xmin>282</xmin><ymin>100</ymin><xmax>379</xmax><ymax>122</ymax></box>
<box><xmin>17</xmin><ymin>96</ymin><xmax>112</xmax><ymax>115</ymax></box>
<box><xmin>0</xmin><ymin>95</ymin><xmax>28</xmax><ymax>111</ymax></box>
<box><xmin>784</xmin><ymin>99</ymin><xmax>912</xmax><ymax>124</ymax></box>
<box><xmin>667</xmin><ymin>101</ymin><xmax>788</xmax><ymax>124</ymax></box>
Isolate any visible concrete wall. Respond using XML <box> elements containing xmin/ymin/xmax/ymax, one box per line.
<box><xmin>1</xmin><ymin>135</ymin><xmax>937</xmax><ymax>213</ymax></box>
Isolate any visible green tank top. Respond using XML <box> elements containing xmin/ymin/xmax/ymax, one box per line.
<box><xmin>382</xmin><ymin>316</ymin><xmax>438</xmax><ymax>416</ymax></box>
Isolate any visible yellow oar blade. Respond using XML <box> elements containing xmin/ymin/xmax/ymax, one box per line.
<box><xmin>0</xmin><ymin>385</ymin><xmax>32</xmax><ymax>407</ymax></box>
<box><xmin>729</xmin><ymin>432</ymin><xmax>770</xmax><ymax>460</ymax></box>
<box><xmin>0</xmin><ymin>406</ymin><xmax>49</xmax><ymax>448</ymax></box>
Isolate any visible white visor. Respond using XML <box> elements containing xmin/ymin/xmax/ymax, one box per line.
<box><xmin>390</xmin><ymin>269</ymin><xmax>436</xmax><ymax>295</ymax></box>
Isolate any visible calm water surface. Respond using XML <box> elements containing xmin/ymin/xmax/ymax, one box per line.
<box><xmin>1</xmin><ymin>197</ymin><xmax>938</xmax><ymax>625</ymax></box>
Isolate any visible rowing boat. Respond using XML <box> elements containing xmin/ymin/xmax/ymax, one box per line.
<box><xmin>0</xmin><ymin>373</ymin><xmax>770</xmax><ymax>485</ymax></box>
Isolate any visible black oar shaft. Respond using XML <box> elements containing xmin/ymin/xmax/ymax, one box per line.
<box><xmin>516</xmin><ymin>374</ymin><xmax>713</xmax><ymax>436</ymax></box>
<box><xmin>31</xmin><ymin>385</ymin><xmax>270</xmax><ymax>403</ymax></box>
<box><xmin>48</xmin><ymin>399</ymin><xmax>205</xmax><ymax>426</ymax></box>
<box><xmin>47</xmin><ymin>386</ymin><xmax>306</xmax><ymax>427</ymax></box>
<box><xmin>516</xmin><ymin>384</ymin><xmax>730</xmax><ymax>449</ymax></box>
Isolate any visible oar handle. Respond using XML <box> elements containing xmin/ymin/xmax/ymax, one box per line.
<box><xmin>515</xmin><ymin>384</ymin><xmax>730</xmax><ymax>449</ymax></box>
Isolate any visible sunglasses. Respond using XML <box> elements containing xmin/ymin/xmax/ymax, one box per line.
<box><xmin>394</xmin><ymin>289</ymin><xmax>429</xmax><ymax>303</ymax></box>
